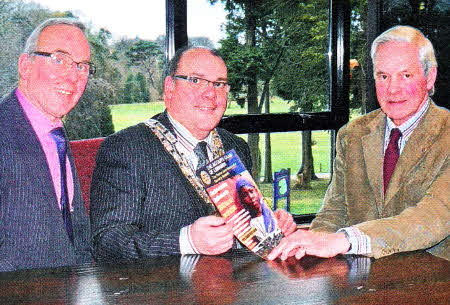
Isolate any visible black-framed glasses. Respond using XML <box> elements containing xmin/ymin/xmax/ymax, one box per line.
<box><xmin>174</xmin><ymin>75</ymin><xmax>229</xmax><ymax>90</ymax></box>
<box><xmin>32</xmin><ymin>51</ymin><xmax>96</xmax><ymax>76</ymax></box>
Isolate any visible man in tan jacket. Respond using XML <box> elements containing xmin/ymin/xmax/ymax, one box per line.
<box><xmin>268</xmin><ymin>25</ymin><xmax>449</xmax><ymax>261</ymax></box>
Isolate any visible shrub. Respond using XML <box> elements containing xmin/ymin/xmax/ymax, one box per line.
<box><xmin>64</xmin><ymin>78</ymin><xmax>115</xmax><ymax>140</ymax></box>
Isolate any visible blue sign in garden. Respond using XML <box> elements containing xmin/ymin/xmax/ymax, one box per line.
<box><xmin>273</xmin><ymin>168</ymin><xmax>291</xmax><ymax>212</ymax></box>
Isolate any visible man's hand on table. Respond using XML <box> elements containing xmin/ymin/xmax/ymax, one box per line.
<box><xmin>267</xmin><ymin>230</ymin><xmax>350</xmax><ymax>261</ymax></box>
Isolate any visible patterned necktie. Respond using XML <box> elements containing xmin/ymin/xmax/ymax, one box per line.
<box><xmin>50</xmin><ymin>127</ymin><xmax>74</xmax><ymax>244</ymax></box>
<box><xmin>383</xmin><ymin>128</ymin><xmax>402</xmax><ymax>194</ymax></box>
<box><xmin>194</xmin><ymin>141</ymin><xmax>209</xmax><ymax>170</ymax></box>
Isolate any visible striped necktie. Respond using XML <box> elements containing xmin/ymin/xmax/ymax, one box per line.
<box><xmin>50</xmin><ymin>127</ymin><xmax>74</xmax><ymax>244</ymax></box>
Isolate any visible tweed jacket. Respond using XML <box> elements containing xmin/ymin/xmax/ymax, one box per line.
<box><xmin>311</xmin><ymin>101</ymin><xmax>449</xmax><ymax>260</ymax></box>
<box><xmin>0</xmin><ymin>91</ymin><xmax>91</xmax><ymax>272</ymax></box>
<box><xmin>90</xmin><ymin>112</ymin><xmax>252</xmax><ymax>262</ymax></box>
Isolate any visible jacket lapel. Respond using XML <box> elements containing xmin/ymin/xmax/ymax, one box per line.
<box><xmin>7</xmin><ymin>93</ymin><xmax>57</xmax><ymax>204</ymax></box>
<box><xmin>384</xmin><ymin>103</ymin><xmax>444</xmax><ymax>204</ymax></box>
<box><xmin>361</xmin><ymin>111</ymin><xmax>385</xmax><ymax>210</ymax></box>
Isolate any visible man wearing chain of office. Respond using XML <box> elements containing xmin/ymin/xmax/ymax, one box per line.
<box><xmin>90</xmin><ymin>46</ymin><xmax>297</xmax><ymax>261</ymax></box>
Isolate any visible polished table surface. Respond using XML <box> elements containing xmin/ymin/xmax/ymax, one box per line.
<box><xmin>0</xmin><ymin>250</ymin><xmax>449</xmax><ymax>305</ymax></box>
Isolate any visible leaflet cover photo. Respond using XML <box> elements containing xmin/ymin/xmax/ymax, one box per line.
<box><xmin>196</xmin><ymin>149</ymin><xmax>283</xmax><ymax>258</ymax></box>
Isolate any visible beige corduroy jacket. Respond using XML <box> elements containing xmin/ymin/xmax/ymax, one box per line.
<box><xmin>311</xmin><ymin>101</ymin><xmax>449</xmax><ymax>260</ymax></box>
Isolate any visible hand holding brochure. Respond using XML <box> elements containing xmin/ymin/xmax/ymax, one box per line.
<box><xmin>196</xmin><ymin>149</ymin><xmax>283</xmax><ymax>258</ymax></box>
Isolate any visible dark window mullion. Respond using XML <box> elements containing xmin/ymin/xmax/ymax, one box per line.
<box><xmin>219</xmin><ymin>112</ymin><xmax>340</xmax><ymax>134</ymax></box>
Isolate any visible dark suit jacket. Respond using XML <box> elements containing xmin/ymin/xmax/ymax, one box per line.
<box><xmin>311</xmin><ymin>101</ymin><xmax>449</xmax><ymax>260</ymax></box>
<box><xmin>90</xmin><ymin>112</ymin><xmax>252</xmax><ymax>262</ymax></box>
<box><xmin>0</xmin><ymin>91</ymin><xmax>91</xmax><ymax>272</ymax></box>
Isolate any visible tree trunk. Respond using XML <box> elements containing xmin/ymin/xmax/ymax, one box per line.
<box><xmin>263</xmin><ymin>88</ymin><xmax>272</xmax><ymax>183</ymax></box>
<box><xmin>294</xmin><ymin>96</ymin><xmax>316</xmax><ymax>189</ymax></box>
<box><xmin>293</xmin><ymin>130</ymin><xmax>315</xmax><ymax>189</ymax></box>
<box><xmin>245</xmin><ymin>0</ymin><xmax>260</xmax><ymax>181</ymax></box>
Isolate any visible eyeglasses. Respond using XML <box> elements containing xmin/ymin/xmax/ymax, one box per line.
<box><xmin>32</xmin><ymin>51</ymin><xmax>96</xmax><ymax>76</ymax></box>
<box><xmin>174</xmin><ymin>75</ymin><xmax>229</xmax><ymax>90</ymax></box>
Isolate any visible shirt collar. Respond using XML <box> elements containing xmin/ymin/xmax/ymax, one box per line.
<box><xmin>385</xmin><ymin>98</ymin><xmax>430</xmax><ymax>137</ymax></box>
<box><xmin>167</xmin><ymin>112</ymin><xmax>213</xmax><ymax>150</ymax></box>
<box><xmin>16</xmin><ymin>89</ymin><xmax>63</xmax><ymax>136</ymax></box>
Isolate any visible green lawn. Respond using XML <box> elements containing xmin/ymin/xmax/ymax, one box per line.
<box><xmin>110</xmin><ymin>102</ymin><xmax>165</xmax><ymax>131</ymax></box>
<box><xmin>259</xmin><ymin>179</ymin><xmax>328</xmax><ymax>214</ymax></box>
<box><xmin>224</xmin><ymin>97</ymin><xmax>296</xmax><ymax>115</ymax></box>
<box><xmin>110</xmin><ymin>100</ymin><xmax>332</xmax><ymax>214</ymax></box>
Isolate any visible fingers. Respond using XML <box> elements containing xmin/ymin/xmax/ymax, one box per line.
<box><xmin>274</xmin><ymin>209</ymin><xmax>297</xmax><ymax>236</ymax></box>
<box><xmin>193</xmin><ymin>233</ymin><xmax>234</xmax><ymax>255</ymax></box>
<box><xmin>295</xmin><ymin>247</ymin><xmax>306</xmax><ymax>260</ymax></box>
<box><xmin>267</xmin><ymin>230</ymin><xmax>308</xmax><ymax>260</ymax></box>
<box><xmin>279</xmin><ymin>241</ymin><xmax>303</xmax><ymax>261</ymax></box>
<box><xmin>268</xmin><ymin>242</ymin><xmax>300</xmax><ymax>261</ymax></box>
<box><xmin>267</xmin><ymin>245</ymin><xmax>282</xmax><ymax>261</ymax></box>
<box><xmin>193</xmin><ymin>216</ymin><xmax>232</xmax><ymax>238</ymax></box>
<box><xmin>281</xmin><ymin>217</ymin><xmax>297</xmax><ymax>237</ymax></box>
<box><xmin>299</xmin><ymin>232</ymin><xmax>349</xmax><ymax>258</ymax></box>
<box><xmin>205</xmin><ymin>235</ymin><xmax>233</xmax><ymax>255</ymax></box>
<box><xmin>268</xmin><ymin>230</ymin><xmax>351</xmax><ymax>261</ymax></box>
<box><xmin>191</xmin><ymin>216</ymin><xmax>234</xmax><ymax>255</ymax></box>
<box><xmin>267</xmin><ymin>236</ymin><xmax>300</xmax><ymax>260</ymax></box>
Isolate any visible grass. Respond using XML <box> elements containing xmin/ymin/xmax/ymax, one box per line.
<box><xmin>109</xmin><ymin>99</ymin><xmax>334</xmax><ymax>214</ymax></box>
<box><xmin>259</xmin><ymin>179</ymin><xmax>328</xmax><ymax>215</ymax></box>
<box><xmin>110</xmin><ymin>102</ymin><xmax>165</xmax><ymax>131</ymax></box>
<box><xmin>223</xmin><ymin>97</ymin><xmax>296</xmax><ymax>115</ymax></box>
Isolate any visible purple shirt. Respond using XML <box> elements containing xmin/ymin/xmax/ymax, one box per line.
<box><xmin>16</xmin><ymin>89</ymin><xmax>74</xmax><ymax>210</ymax></box>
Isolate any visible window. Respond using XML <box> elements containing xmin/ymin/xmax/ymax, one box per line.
<box><xmin>176</xmin><ymin>1</ymin><xmax>349</xmax><ymax>220</ymax></box>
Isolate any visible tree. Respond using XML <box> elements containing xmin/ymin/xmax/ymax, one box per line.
<box><xmin>189</xmin><ymin>36</ymin><xmax>216</xmax><ymax>48</ymax></box>
<box><xmin>263</xmin><ymin>88</ymin><xmax>272</xmax><ymax>183</ymax></box>
<box><xmin>272</xmin><ymin>1</ymin><xmax>329</xmax><ymax>188</ymax></box>
<box><xmin>135</xmin><ymin>72</ymin><xmax>150</xmax><ymax>103</ymax></box>
<box><xmin>0</xmin><ymin>0</ymin><xmax>53</xmax><ymax>97</ymax></box>
<box><xmin>67</xmin><ymin>26</ymin><xmax>119</xmax><ymax>137</ymax></box>
<box><xmin>64</xmin><ymin>78</ymin><xmax>115</xmax><ymax>140</ymax></box>
<box><xmin>87</xmin><ymin>28</ymin><xmax>122</xmax><ymax>89</ymax></box>
<box><xmin>120</xmin><ymin>73</ymin><xmax>137</xmax><ymax>104</ymax></box>
<box><xmin>125</xmin><ymin>39</ymin><xmax>163</xmax><ymax>100</ymax></box>
<box><xmin>211</xmin><ymin>0</ymin><xmax>285</xmax><ymax>181</ymax></box>
<box><xmin>213</xmin><ymin>0</ymin><xmax>329</xmax><ymax>187</ymax></box>
<box><xmin>243</xmin><ymin>0</ymin><xmax>261</xmax><ymax>181</ymax></box>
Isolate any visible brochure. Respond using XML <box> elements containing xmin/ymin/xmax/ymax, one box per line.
<box><xmin>196</xmin><ymin>149</ymin><xmax>283</xmax><ymax>258</ymax></box>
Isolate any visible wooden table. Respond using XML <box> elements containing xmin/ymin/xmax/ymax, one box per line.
<box><xmin>1</xmin><ymin>250</ymin><xmax>448</xmax><ymax>304</ymax></box>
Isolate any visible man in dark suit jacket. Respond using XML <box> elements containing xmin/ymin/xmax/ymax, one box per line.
<box><xmin>0</xmin><ymin>18</ymin><xmax>93</xmax><ymax>272</ymax></box>
<box><xmin>90</xmin><ymin>47</ymin><xmax>296</xmax><ymax>261</ymax></box>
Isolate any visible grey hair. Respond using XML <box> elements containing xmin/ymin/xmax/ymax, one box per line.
<box><xmin>166</xmin><ymin>46</ymin><xmax>223</xmax><ymax>77</ymax></box>
<box><xmin>371</xmin><ymin>25</ymin><xmax>437</xmax><ymax>95</ymax></box>
<box><xmin>23</xmin><ymin>18</ymin><xmax>86</xmax><ymax>54</ymax></box>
